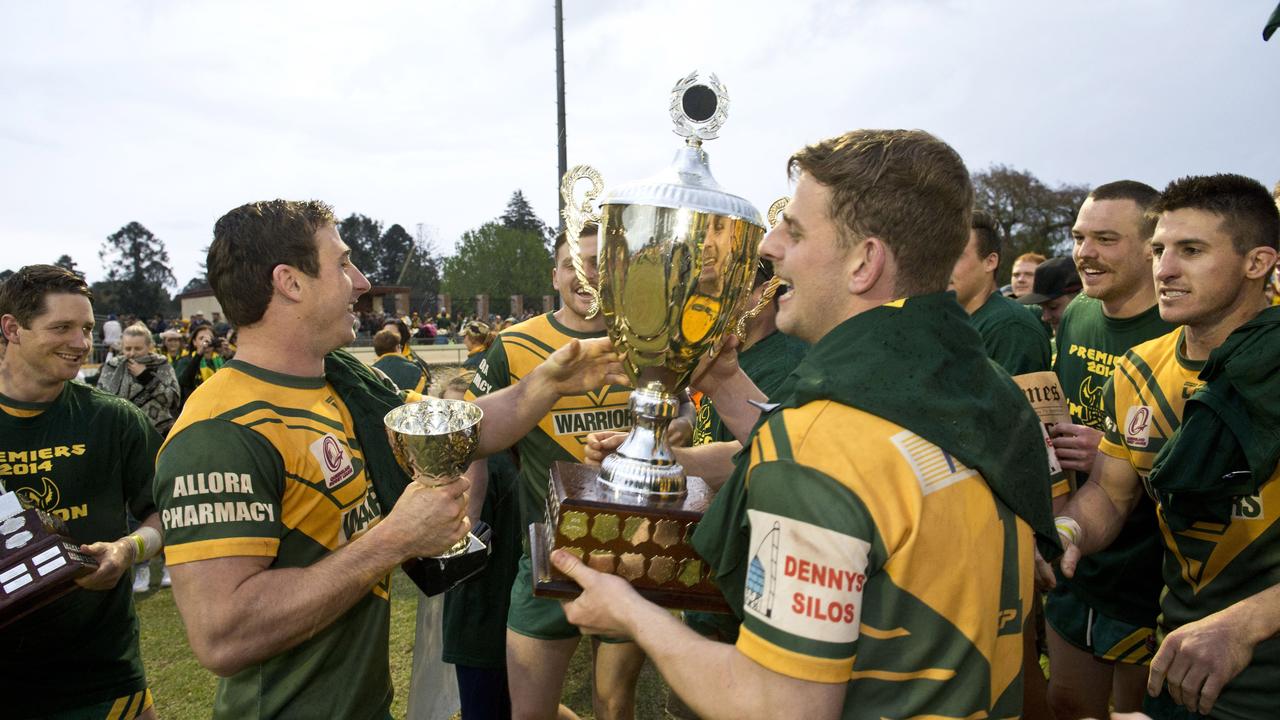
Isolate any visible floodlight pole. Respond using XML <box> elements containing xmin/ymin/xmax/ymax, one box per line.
<box><xmin>555</xmin><ymin>0</ymin><xmax>567</xmax><ymax>231</ymax></box>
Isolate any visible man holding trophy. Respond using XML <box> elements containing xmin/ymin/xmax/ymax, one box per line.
<box><xmin>0</xmin><ymin>265</ymin><xmax>165</xmax><ymax>720</ymax></box>
<box><xmin>152</xmin><ymin>200</ymin><xmax>626</xmax><ymax>719</ymax></box>
<box><xmin>554</xmin><ymin>127</ymin><xmax>1061</xmax><ymax>718</ymax></box>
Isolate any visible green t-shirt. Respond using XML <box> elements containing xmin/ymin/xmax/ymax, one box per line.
<box><xmin>969</xmin><ymin>291</ymin><xmax>1052</xmax><ymax>375</ymax></box>
<box><xmin>371</xmin><ymin>353</ymin><xmax>428</xmax><ymax>395</ymax></box>
<box><xmin>1051</xmin><ymin>295</ymin><xmax>1175</xmax><ymax>626</ymax></box>
<box><xmin>0</xmin><ymin>382</ymin><xmax>160</xmax><ymax>716</ymax></box>
<box><xmin>693</xmin><ymin>331</ymin><xmax>809</xmax><ymax>446</ymax></box>
<box><xmin>442</xmin><ymin>448</ymin><xmax>521</xmax><ymax>667</ymax></box>
<box><xmin>465</xmin><ymin>313</ymin><xmax>632</xmax><ymax>534</ymax></box>
<box><xmin>154</xmin><ymin>360</ymin><xmax>393</xmax><ymax>720</ymax></box>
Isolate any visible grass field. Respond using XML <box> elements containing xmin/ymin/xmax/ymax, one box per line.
<box><xmin>135</xmin><ymin>569</ymin><xmax>671</xmax><ymax>719</ymax></box>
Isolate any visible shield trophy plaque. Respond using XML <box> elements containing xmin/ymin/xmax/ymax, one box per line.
<box><xmin>384</xmin><ymin>398</ymin><xmax>492</xmax><ymax>596</ymax></box>
<box><xmin>0</xmin><ymin>490</ymin><xmax>100</xmax><ymax>629</ymax></box>
<box><xmin>530</xmin><ymin>71</ymin><xmax>765</xmax><ymax>612</ymax></box>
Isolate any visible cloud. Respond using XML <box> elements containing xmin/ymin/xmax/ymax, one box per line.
<box><xmin>1</xmin><ymin>0</ymin><xmax>1276</xmax><ymax>288</ymax></box>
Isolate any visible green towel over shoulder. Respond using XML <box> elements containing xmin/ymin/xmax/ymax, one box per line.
<box><xmin>694</xmin><ymin>293</ymin><xmax>1060</xmax><ymax>611</ymax></box>
<box><xmin>1147</xmin><ymin>306</ymin><xmax>1280</xmax><ymax>531</ymax></box>
<box><xmin>324</xmin><ymin>349</ymin><xmax>416</xmax><ymax>515</ymax></box>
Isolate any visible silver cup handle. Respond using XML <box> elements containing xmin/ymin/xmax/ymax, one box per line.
<box><xmin>730</xmin><ymin>196</ymin><xmax>789</xmax><ymax>339</ymax></box>
<box><xmin>559</xmin><ymin>164</ymin><xmax>605</xmax><ymax>320</ymax></box>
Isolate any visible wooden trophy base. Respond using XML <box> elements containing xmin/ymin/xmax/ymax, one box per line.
<box><xmin>530</xmin><ymin>461</ymin><xmax>730</xmax><ymax>613</ymax></box>
<box><xmin>0</xmin><ymin>507</ymin><xmax>99</xmax><ymax>629</ymax></box>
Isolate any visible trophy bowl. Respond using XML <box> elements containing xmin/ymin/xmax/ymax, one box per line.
<box><xmin>384</xmin><ymin>398</ymin><xmax>490</xmax><ymax>595</ymax></box>
<box><xmin>385</xmin><ymin>397</ymin><xmax>483</xmax><ymax>487</ymax></box>
<box><xmin>562</xmin><ymin>71</ymin><xmax>765</xmax><ymax>499</ymax></box>
<box><xmin>532</xmin><ymin>71</ymin><xmax>761</xmax><ymax>612</ymax></box>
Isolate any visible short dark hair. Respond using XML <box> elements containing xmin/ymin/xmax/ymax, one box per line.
<box><xmin>383</xmin><ymin>318</ymin><xmax>411</xmax><ymax>347</ymax></box>
<box><xmin>373</xmin><ymin>327</ymin><xmax>401</xmax><ymax>355</ymax></box>
<box><xmin>788</xmin><ymin>129</ymin><xmax>974</xmax><ymax>296</ymax></box>
<box><xmin>1089</xmin><ymin>180</ymin><xmax>1161</xmax><ymax>239</ymax></box>
<box><xmin>1151</xmin><ymin>174</ymin><xmax>1280</xmax><ymax>253</ymax></box>
<box><xmin>553</xmin><ymin>221</ymin><xmax>599</xmax><ymax>262</ymax></box>
<box><xmin>0</xmin><ymin>264</ymin><xmax>93</xmax><ymax>334</ymax></box>
<box><xmin>208</xmin><ymin>200</ymin><xmax>336</xmax><ymax>327</ymax></box>
<box><xmin>970</xmin><ymin>209</ymin><xmax>1002</xmax><ymax>263</ymax></box>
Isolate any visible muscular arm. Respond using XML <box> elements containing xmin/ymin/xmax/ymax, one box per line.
<box><xmin>1148</xmin><ymin>581</ymin><xmax>1280</xmax><ymax>714</ymax></box>
<box><xmin>700</xmin><ymin>370</ymin><xmax>767</xmax><ymax>446</ymax></box>
<box><xmin>673</xmin><ymin>441</ymin><xmax>742</xmax><ymax>490</ymax></box>
<box><xmin>473</xmin><ymin>337</ymin><xmax>627</xmax><ymax>457</ymax></box>
<box><xmin>1058</xmin><ymin>450</ymin><xmax>1145</xmax><ymax>576</ymax></box>
<box><xmin>558</xmin><ymin>552</ymin><xmax>844</xmax><ymax>720</ymax></box>
<box><xmin>170</xmin><ymin>480</ymin><xmax>467</xmax><ymax>677</ymax></box>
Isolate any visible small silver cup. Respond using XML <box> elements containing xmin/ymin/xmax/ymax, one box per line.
<box><xmin>385</xmin><ymin>398</ymin><xmax>484</xmax><ymax>557</ymax></box>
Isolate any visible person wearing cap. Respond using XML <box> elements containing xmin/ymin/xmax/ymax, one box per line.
<box><xmin>159</xmin><ymin>328</ymin><xmax>187</xmax><ymax>366</ymax></box>
<box><xmin>1017</xmin><ymin>256</ymin><xmax>1083</xmax><ymax>336</ymax></box>
<box><xmin>1039</xmin><ymin>180</ymin><xmax>1176</xmax><ymax>719</ymax></box>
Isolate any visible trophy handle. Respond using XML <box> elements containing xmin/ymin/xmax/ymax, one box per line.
<box><xmin>766</xmin><ymin>196</ymin><xmax>789</xmax><ymax>230</ymax></box>
<box><xmin>732</xmin><ymin>196</ymin><xmax>789</xmax><ymax>338</ymax></box>
<box><xmin>560</xmin><ymin>165</ymin><xmax>606</xmax><ymax>320</ymax></box>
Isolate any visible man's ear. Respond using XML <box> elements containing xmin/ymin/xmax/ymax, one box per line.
<box><xmin>848</xmin><ymin>237</ymin><xmax>887</xmax><ymax>295</ymax></box>
<box><xmin>272</xmin><ymin>264</ymin><xmax>305</xmax><ymax>303</ymax></box>
<box><xmin>1244</xmin><ymin>247</ymin><xmax>1278</xmax><ymax>281</ymax></box>
<box><xmin>982</xmin><ymin>252</ymin><xmax>1000</xmax><ymax>275</ymax></box>
<box><xmin>1</xmin><ymin>314</ymin><xmax>21</xmax><ymax>345</ymax></box>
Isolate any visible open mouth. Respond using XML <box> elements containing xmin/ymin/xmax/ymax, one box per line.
<box><xmin>775</xmin><ymin>279</ymin><xmax>793</xmax><ymax>302</ymax></box>
<box><xmin>1159</xmin><ymin>288</ymin><xmax>1189</xmax><ymax>300</ymax></box>
<box><xmin>55</xmin><ymin>352</ymin><xmax>84</xmax><ymax>363</ymax></box>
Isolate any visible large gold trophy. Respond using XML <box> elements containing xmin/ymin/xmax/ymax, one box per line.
<box><xmin>384</xmin><ymin>398</ymin><xmax>491</xmax><ymax>596</ymax></box>
<box><xmin>531</xmin><ymin>71</ymin><xmax>765</xmax><ymax>611</ymax></box>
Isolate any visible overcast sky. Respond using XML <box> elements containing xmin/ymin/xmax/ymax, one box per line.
<box><xmin>2</xmin><ymin>0</ymin><xmax>1277</xmax><ymax>286</ymax></box>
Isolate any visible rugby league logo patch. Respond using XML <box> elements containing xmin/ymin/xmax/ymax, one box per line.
<box><xmin>1124</xmin><ymin>405</ymin><xmax>1152</xmax><ymax>448</ymax></box>
<box><xmin>310</xmin><ymin>434</ymin><xmax>355</xmax><ymax>489</ymax></box>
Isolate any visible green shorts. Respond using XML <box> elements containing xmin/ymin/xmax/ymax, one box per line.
<box><xmin>507</xmin><ymin>553</ymin><xmax>629</xmax><ymax>644</ymax></box>
<box><xmin>50</xmin><ymin>688</ymin><xmax>153</xmax><ymax>720</ymax></box>
<box><xmin>1044</xmin><ymin>587</ymin><xmax>1154</xmax><ymax>665</ymax></box>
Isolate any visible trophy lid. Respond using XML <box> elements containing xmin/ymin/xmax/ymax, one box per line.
<box><xmin>602</xmin><ymin>72</ymin><xmax>765</xmax><ymax>229</ymax></box>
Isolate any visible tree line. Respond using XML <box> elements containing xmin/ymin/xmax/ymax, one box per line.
<box><xmin>0</xmin><ymin>167</ymin><xmax>1088</xmax><ymax>319</ymax></box>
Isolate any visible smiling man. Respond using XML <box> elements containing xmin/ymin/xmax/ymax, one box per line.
<box><xmin>0</xmin><ymin>265</ymin><xmax>164</xmax><ymax>720</ymax></box>
<box><xmin>1051</xmin><ymin>174</ymin><xmax>1280</xmax><ymax>719</ymax></box>
<box><xmin>465</xmin><ymin>223</ymin><xmax>644</xmax><ymax>720</ymax></box>
<box><xmin>154</xmin><ymin>200</ymin><xmax>625</xmax><ymax>719</ymax></box>
<box><xmin>1040</xmin><ymin>180</ymin><xmax>1176</xmax><ymax>720</ymax></box>
<box><xmin>552</xmin><ymin>130</ymin><xmax>1059</xmax><ymax>719</ymax></box>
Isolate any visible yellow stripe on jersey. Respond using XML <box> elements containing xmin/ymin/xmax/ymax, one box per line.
<box><xmin>166</xmin><ymin>535</ymin><xmax>280</xmax><ymax>564</ymax></box>
<box><xmin>162</xmin><ymin>361</ymin><xmax>381</xmax><ymax>558</ymax></box>
<box><xmin>737</xmin><ymin>625</ymin><xmax>853</xmax><ymax>683</ymax></box>
<box><xmin>744</xmin><ymin>400</ymin><xmax>1031</xmax><ymax>706</ymax></box>
<box><xmin>0</xmin><ymin>403</ymin><xmax>43</xmax><ymax>418</ymax></box>
<box><xmin>860</xmin><ymin>625</ymin><xmax>911</xmax><ymax>640</ymax></box>
<box><xmin>1098</xmin><ymin>329</ymin><xmax>1202</xmax><ymax>468</ymax></box>
<box><xmin>847</xmin><ymin>667</ymin><xmax>957</xmax><ymax>682</ymax></box>
<box><xmin>470</xmin><ymin>314</ymin><xmax>631</xmax><ymax>462</ymax></box>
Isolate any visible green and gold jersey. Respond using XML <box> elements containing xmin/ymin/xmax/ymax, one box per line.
<box><xmin>466</xmin><ymin>312</ymin><xmax>632</xmax><ymax>533</ymax></box>
<box><xmin>154</xmin><ymin>360</ymin><xmax>392</xmax><ymax>720</ymax></box>
<box><xmin>693</xmin><ymin>330</ymin><xmax>808</xmax><ymax>446</ymax></box>
<box><xmin>0</xmin><ymin>382</ymin><xmax>159</xmax><ymax>717</ymax></box>
<box><xmin>371</xmin><ymin>353</ymin><xmax>428</xmax><ymax>395</ymax></box>
<box><xmin>969</xmin><ymin>291</ymin><xmax>1052</xmax><ymax>376</ymax></box>
<box><xmin>1053</xmin><ymin>294</ymin><xmax>1175</xmax><ymax>626</ymax></box>
<box><xmin>735</xmin><ymin>401</ymin><xmax>1033</xmax><ymax>719</ymax></box>
<box><xmin>1101</xmin><ymin>328</ymin><xmax>1280</xmax><ymax>720</ymax></box>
